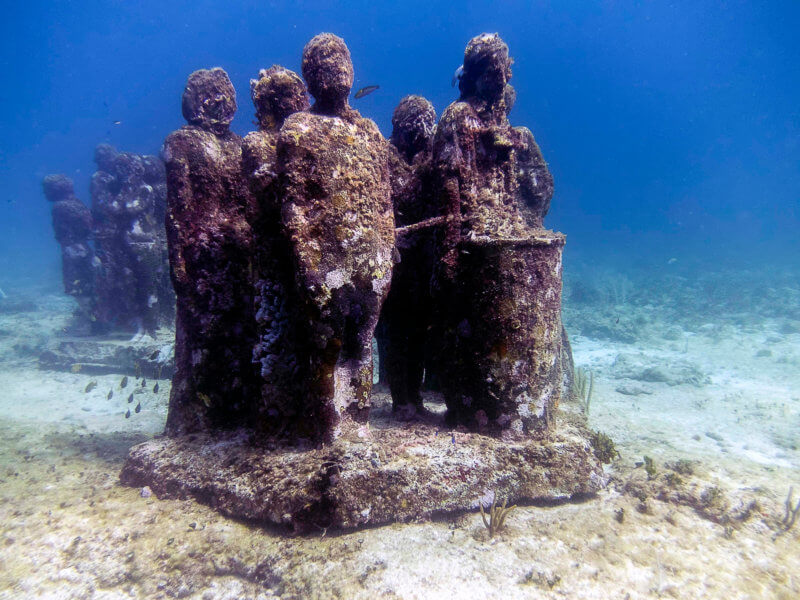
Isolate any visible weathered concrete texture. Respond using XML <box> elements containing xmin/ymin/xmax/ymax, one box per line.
<box><xmin>120</xmin><ymin>396</ymin><xmax>605</xmax><ymax>532</ymax></box>
<box><xmin>276</xmin><ymin>34</ymin><xmax>394</xmax><ymax>442</ymax></box>
<box><xmin>242</xmin><ymin>66</ymin><xmax>310</xmax><ymax>435</ymax></box>
<box><xmin>440</xmin><ymin>233</ymin><xmax>566</xmax><ymax>437</ymax></box>
<box><xmin>432</xmin><ymin>33</ymin><xmax>560</xmax><ymax>436</ymax></box>
<box><xmin>39</xmin><ymin>330</ymin><xmax>175</xmax><ymax>377</ymax></box>
<box><xmin>164</xmin><ymin>68</ymin><xmax>258</xmax><ymax>436</ymax></box>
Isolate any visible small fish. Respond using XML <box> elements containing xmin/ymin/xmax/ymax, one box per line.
<box><xmin>127</xmin><ymin>393</ymin><xmax>134</xmax><ymax>404</ymax></box>
<box><xmin>141</xmin><ymin>378</ymin><xmax>147</xmax><ymax>388</ymax></box>
<box><xmin>668</xmin><ymin>257</ymin><xmax>678</xmax><ymax>264</ymax></box>
<box><xmin>451</xmin><ymin>64</ymin><xmax>464</xmax><ymax>87</ymax></box>
<box><xmin>198</xmin><ymin>392</ymin><xmax>212</xmax><ymax>408</ymax></box>
<box><xmin>70</xmin><ymin>363</ymin><xmax>82</xmax><ymax>373</ymax></box>
<box><xmin>125</xmin><ymin>409</ymin><xmax>131</xmax><ymax>419</ymax></box>
<box><xmin>153</xmin><ymin>382</ymin><xmax>159</xmax><ymax>394</ymax></box>
<box><xmin>120</xmin><ymin>376</ymin><xmax>128</xmax><ymax>388</ymax></box>
<box><xmin>149</xmin><ymin>349</ymin><xmax>160</xmax><ymax>360</ymax></box>
<box><xmin>135</xmin><ymin>402</ymin><xmax>141</xmax><ymax>414</ymax></box>
<box><xmin>84</xmin><ymin>381</ymin><xmax>97</xmax><ymax>393</ymax></box>
<box><xmin>113</xmin><ymin>120</ymin><xmax>122</xmax><ymax>125</ymax></box>
<box><xmin>107</xmin><ymin>389</ymin><xmax>113</xmax><ymax>400</ymax></box>
<box><xmin>451</xmin><ymin>433</ymin><xmax>456</xmax><ymax>445</ymax></box>
<box><xmin>615</xmin><ymin>316</ymin><xmax>620</xmax><ymax>324</ymax></box>
<box><xmin>135</xmin><ymin>362</ymin><xmax>142</xmax><ymax>379</ymax></box>
<box><xmin>354</xmin><ymin>85</ymin><xmax>379</xmax><ymax>99</ymax></box>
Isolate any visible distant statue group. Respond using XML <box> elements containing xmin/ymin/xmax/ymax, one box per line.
<box><xmin>161</xmin><ymin>32</ymin><xmax>569</xmax><ymax>445</ymax></box>
<box><xmin>43</xmin><ymin>146</ymin><xmax>175</xmax><ymax>337</ymax></box>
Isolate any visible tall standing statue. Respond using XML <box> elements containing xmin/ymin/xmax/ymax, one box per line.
<box><xmin>242</xmin><ymin>65</ymin><xmax>311</xmax><ymax>436</ymax></box>
<box><xmin>42</xmin><ymin>174</ymin><xmax>95</xmax><ymax>329</ymax></box>
<box><xmin>380</xmin><ymin>95</ymin><xmax>438</xmax><ymax>417</ymax></box>
<box><xmin>432</xmin><ymin>33</ymin><xmax>562</xmax><ymax>438</ymax></box>
<box><xmin>162</xmin><ymin>68</ymin><xmax>258</xmax><ymax>435</ymax></box>
<box><xmin>276</xmin><ymin>34</ymin><xmax>394</xmax><ymax>442</ymax></box>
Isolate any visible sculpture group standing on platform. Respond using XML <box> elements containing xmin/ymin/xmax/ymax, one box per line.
<box><xmin>122</xmin><ymin>32</ymin><xmax>606</xmax><ymax>532</ymax></box>
<box><xmin>162</xmin><ymin>32</ymin><xmax>562</xmax><ymax>443</ymax></box>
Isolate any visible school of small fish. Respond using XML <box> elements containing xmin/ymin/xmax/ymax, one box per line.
<box><xmin>79</xmin><ymin>359</ymin><xmax>166</xmax><ymax>420</ymax></box>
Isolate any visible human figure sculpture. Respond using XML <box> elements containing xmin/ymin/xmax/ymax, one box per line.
<box><xmin>276</xmin><ymin>34</ymin><xmax>394</xmax><ymax>442</ymax></box>
<box><xmin>380</xmin><ymin>95</ymin><xmax>439</xmax><ymax>416</ymax></box>
<box><xmin>162</xmin><ymin>68</ymin><xmax>258</xmax><ymax>435</ymax></box>
<box><xmin>432</xmin><ymin>33</ymin><xmax>562</xmax><ymax>437</ymax></box>
<box><xmin>42</xmin><ymin>174</ymin><xmax>95</xmax><ymax>327</ymax></box>
<box><xmin>90</xmin><ymin>144</ymin><xmax>173</xmax><ymax>336</ymax></box>
<box><xmin>241</xmin><ymin>66</ymin><xmax>310</xmax><ymax>435</ymax></box>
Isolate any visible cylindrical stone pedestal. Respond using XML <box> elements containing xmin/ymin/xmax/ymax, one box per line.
<box><xmin>440</xmin><ymin>230</ymin><xmax>566</xmax><ymax>437</ymax></box>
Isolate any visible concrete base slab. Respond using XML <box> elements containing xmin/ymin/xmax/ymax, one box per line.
<box><xmin>39</xmin><ymin>330</ymin><xmax>175</xmax><ymax>377</ymax></box>
<box><xmin>120</xmin><ymin>396</ymin><xmax>606</xmax><ymax>532</ymax></box>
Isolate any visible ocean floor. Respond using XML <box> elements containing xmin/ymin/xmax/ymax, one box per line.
<box><xmin>0</xmin><ymin>276</ymin><xmax>799</xmax><ymax>599</ymax></box>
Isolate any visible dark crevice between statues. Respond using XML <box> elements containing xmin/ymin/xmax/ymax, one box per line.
<box><xmin>121</xmin><ymin>32</ymin><xmax>606</xmax><ymax>533</ymax></box>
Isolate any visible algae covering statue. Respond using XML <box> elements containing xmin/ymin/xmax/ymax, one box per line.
<box><xmin>276</xmin><ymin>33</ymin><xmax>394</xmax><ymax>442</ymax></box>
<box><xmin>379</xmin><ymin>95</ymin><xmax>439</xmax><ymax>416</ymax></box>
<box><xmin>241</xmin><ymin>65</ymin><xmax>311</xmax><ymax>435</ymax></box>
<box><xmin>432</xmin><ymin>33</ymin><xmax>562</xmax><ymax>438</ymax></box>
<box><xmin>121</xmin><ymin>33</ymin><xmax>605</xmax><ymax>533</ymax></box>
<box><xmin>162</xmin><ymin>68</ymin><xmax>258</xmax><ymax>435</ymax></box>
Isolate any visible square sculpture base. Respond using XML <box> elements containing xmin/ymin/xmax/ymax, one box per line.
<box><xmin>120</xmin><ymin>395</ymin><xmax>607</xmax><ymax>532</ymax></box>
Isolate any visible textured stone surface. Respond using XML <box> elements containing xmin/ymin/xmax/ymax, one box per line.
<box><xmin>439</xmin><ymin>233</ymin><xmax>566</xmax><ymax>437</ymax></box>
<box><xmin>163</xmin><ymin>68</ymin><xmax>258</xmax><ymax>435</ymax></box>
<box><xmin>242</xmin><ymin>65</ymin><xmax>310</xmax><ymax>435</ymax></box>
<box><xmin>121</xmin><ymin>394</ymin><xmax>606</xmax><ymax>532</ymax></box>
<box><xmin>276</xmin><ymin>34</ymin><xmax>394</xmax><ymax>442</ymax></box>
<box><xmin>432</xmin><ymin>33</ymin><xmax>561</xmax><ymax>435</ymax></box>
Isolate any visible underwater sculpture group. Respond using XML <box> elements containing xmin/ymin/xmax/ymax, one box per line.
<box><xmin>122</xmin><ymin>33</ymin><xmax>605</xmax><ymax>530</ymax></box>
<box><xmin>43</xmin><ymin>146</ymin><xmax>174</xmax><ymax>336</ymax></box>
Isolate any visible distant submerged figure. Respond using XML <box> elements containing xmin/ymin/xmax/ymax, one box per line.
<box><xmin>41</xmin><ymin>174</ymin><xmax>94</xmax><ymax>331</ymax></box>
<box><xmin>90</xmin><ymin>143</ymin><xmax>173</xmax><ymax>338</ymax></box>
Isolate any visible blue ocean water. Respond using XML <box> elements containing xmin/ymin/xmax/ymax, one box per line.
<box><xmin>2</xmin><ymin>0</ymin><xmax>798</xmax><ymax>284</ymax></box>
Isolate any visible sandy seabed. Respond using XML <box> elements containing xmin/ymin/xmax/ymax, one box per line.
<box><xmin>0</xmin><ymin>290</ymin><xmax>798</xmax><ymax>599</ymax></box>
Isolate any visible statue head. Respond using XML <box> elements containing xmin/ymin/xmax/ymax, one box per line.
<box><xmin>301</xmin><ymin>33</ymin><xmax>353</xmax><ymax>114</ymax></box>
<box><xmin>459</xmin><ymin>33</ymin><xmax>512</xmax><ymax>105</ymax></box>
<box><xmin>251</xmin><ymin>65</ymin><xmax>309</xmax><ymax>131</ymax></box>
<box><xmin>391</xmin><ymin>95</ymin><xmax>436</xmax><ymax>160</ymax></box>
<box><xmin>42</xmin><ymin>174</ymin><xmax>75</xmax><ymax>202</ymax></box>
<box><xmin>94</xmin><ymin>144</ymin><xmax>118</xmax><ymax>172</ymax></box>
<box><xmin>181</xmin><ymin>68</ymin><xmax>237</xmax><ymax>134</ymax></box>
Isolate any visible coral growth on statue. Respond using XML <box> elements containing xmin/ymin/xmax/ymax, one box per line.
<box><xmin>121</xmin><ymin>33</ymin><xmax>606</xmax><ymax>531</ymax></box>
